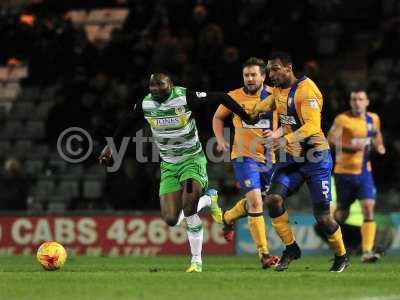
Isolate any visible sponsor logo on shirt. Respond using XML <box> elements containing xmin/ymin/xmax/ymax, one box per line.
<box><xmin>155</xmin><ymin>117</ymin><xmax>180</xmax><ymax>127</ymax></box>
<box><xmin>279</xmin><ymin>114</ymin><xmax>297</xmax><ymax>125</ymax></box>
<box><xmin>241</xmin><ymin>118</ymin><xmax>271</xmax><ymax>129</ymax></box>
<box><xmin>351</xmin><ymin>137</ymin><xmax>372</xmax><ymax>146</ymax></box>
<box><xmin>175</xmin><ymin>106</ymin><xmax>186</xmax><ymax>115</ymax></box>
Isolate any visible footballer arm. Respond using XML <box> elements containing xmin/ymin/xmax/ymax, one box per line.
<box><xmin>186</xmin><ymin>90</ymin><xmax>255</xmax><ymax>124</ymax></box>
<box><xmin>328</xmin><ymin>117</ymin><xmax>364</xmax><ymax>153</ymax></box>
<box><xmin>99</xmin><ymin>101</ymin><xmax>145</xmax><ymax>165</ymax></box>
<box><xmin>283</xmin><ymin>99</ymin><xmax>322</xmax><ymax>145</ymax></box>
<box><xmin>212</xmin><ymin>105</ymin><xmax>232</xmax><ymax>152</ymax></box>
<box><xmin>373</xmin><ymin>128</ymin><xmax>386</xmax><ymax>155</ymax></box>
<box><xmin>252</xmin><ymin>95</ymin><xmax>276</xmax><ymax>116</ymax></box>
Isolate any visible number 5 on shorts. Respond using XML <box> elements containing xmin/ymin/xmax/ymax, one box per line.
<box><xmin>322</xmin><ymin>180</ymin><xmax>329</xmax><ymax>199</ymax></box>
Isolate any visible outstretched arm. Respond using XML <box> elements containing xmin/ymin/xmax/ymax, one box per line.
<box><xmin>252</xmin><ymin>95</ymin><xmax>276</xmax><ymax>116</ymax></box>
<box><xmin>99</xmin><ymin>101</ymin><xmax>145</xmax><ymax>165</ymax></box>
<box><xmin>186</xmin><ymin>90</ymin><xmax>256</xmax><ymax>124</ymax></box>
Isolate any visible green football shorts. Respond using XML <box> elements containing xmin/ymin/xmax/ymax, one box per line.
<box><xmin>159</xmin><ymin>153</ymin><xmax>208</xmax><ymax>196</ymax></box>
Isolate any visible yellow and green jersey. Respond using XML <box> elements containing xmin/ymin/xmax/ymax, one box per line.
<box><xmin>142</xmin><ymin>87</ymin><xmax>202</xmax><ymax>163</ymax></box>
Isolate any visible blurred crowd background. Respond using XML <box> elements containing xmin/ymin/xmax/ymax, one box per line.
<box><xmin>0</xmin><ymin>0</ymin><xmax>399</xmax><ymax>213</ymax></box>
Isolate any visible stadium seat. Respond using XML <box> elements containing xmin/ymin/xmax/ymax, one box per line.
<box><xmin>84</xmin><ymin>24</ymin><xmax>114</xmax><ymax>44</ymax></box>
<box><xmin>0</xmin><ymin>140</ymin><xmax>11</xmax><ymax>158</ymax></box>
<box><xmin>0</xmin><ymin>67</ymin><xmax>7</xmax><ymax>81</ymax></box>
<box><xmin>14</xmin><ymin>66</ymin><xmax>28</xmax><ymax>81</ymax></box>
<box><xmin>83</xmin><ymin>179</ymin><xmax>103</xmax><ymax>199</ymax></box>
<box><xmin>48</xmin><ymin>158</ymin><xmax>68</xmax><ymax>174</ymax></box>
<box><xmin>18</xmin><ymin>85</ymin><xmax>41</xmax><ymax>102</ymax></box>
<box><xmin>56</xmin><ymin>180</ymin><xmax>80</xmax><ymax>199</ymax></box>
<box><xmin>47</xmin><ymin>198</ymin><xmax>67</xmax><ymax>213</ymax></box>
<box><xmin>34</xmin><ymin>177</ymin><xmax>56</xmax><ymax>198</ymax></box>
<box><xmin>24</xmin><ymin>159</ymin><xmax>45</xmax><ymax>175</ymax></box>
<box><xmin>13</xmin><ymin>139</ymin><xmax>33</xmax><ymax>159</ymax></box>
<box><xmin>0</xmin><ymin>105</ymin><xmax>7</xmax><ymax>122</ymax></box>
<box><xmin>33</xmin><ymin>101</ymin><xmax>54</xmax><ymax>120</ymax></box>
<box><xmin>67</xmin><ymin>164</ymin><xmax>84</xmax><ymax>177</ymax></box>
<box><xmin>10</xmin><ymin>102</ymin><xmax>35</xmax><ymax>121</ymax></box>
<box><xmin>86</xmin><ymin>164</ymin><xmax>106</xmax><ymax>179</ymax></box>
<box><xmin>0</xmin><ymin>100</ymin><xmax>13</xmax><ymax>113</ymax></box>
<box><xmin>0</xmin><ymin>82</ymin><xmax>21</xmax><ymax>100</ymax></box>
<box><xmin>2</xmin><ymin>120</ymin><xmax>23</xmax><ymax>138</ymax></box>
<box><xmin>27</xmin><ymin>144</ymin><xmax>49</xmax><ymax>160</ymax></box>
<box><xmin>40</xmin><ymin>86</ymin><xmax>58</xmax><ymax>102</ymax></box>
<box><xmin>25</xmin><ymin>121</ymin><xmax>45</xmax><ymax>140</ymax></box>
<box><xmin>0</xmin><ymin>65</ymin><xmax>29</xmax><ymax>81</ymax></box>
<box><xmin>65</xmin><ymin>10</ymin><xmax>86</xmax><ymax>24</ymax></box>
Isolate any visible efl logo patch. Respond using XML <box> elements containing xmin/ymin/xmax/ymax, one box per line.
<box><xmin>308</xmin><ymin>99</ymin><xmax>319</xmax><ymax>109</ymax></box>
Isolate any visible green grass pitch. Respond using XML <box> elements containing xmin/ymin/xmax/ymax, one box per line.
<box><xmin>1</xmin><ymin>255</ymin><xmax>399</xmax><ymax>300</ymax></box>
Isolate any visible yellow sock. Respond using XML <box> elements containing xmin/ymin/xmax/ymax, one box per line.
<box><xmin>327</xmin><ymin>226</ymin><xmax>347</xmax><ymax>256</ymax></box>
<box><xmin>361</xmin><ymin>221</ymin><xmax>376</xmax><ymax>253</ymax></box>
<box><xmin>271</xmin><ymin>211</ymin><xmax>295</xmax><ymax>246</ymax></box>
<box><xmin>248</xmin><ymin>215</ymin><xmax>268</xmax><ymax>256</ymax></box>
<box><xmin>224</xmin><ymin>198</ymin><xmax>247</xmax><ymax>224</ymax></box>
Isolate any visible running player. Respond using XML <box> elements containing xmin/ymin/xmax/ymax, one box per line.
<box><xmin>99</xmin><ymin>73</ymin><xmax>254</xmax><ymax>272</ymax></box>
<box><xmin>328</xmin><ymin>88</ymin><xmax>385</xmax><ymax>263</ymax></box>
<box><xmin>250</xmin><ymin>52</ymin><xmax>348</xmax><ymax>272</ymax></box>
<box><xmin>213</xmin><ymin>57</ymin><xmax>279</xmax><ymax>268</ymax></box>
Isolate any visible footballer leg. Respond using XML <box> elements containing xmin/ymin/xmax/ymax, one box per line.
<box><xmin>265</xmin><ymin>192</ymin><xmax>300</xmax><ymax>272</ymax></box>
<box><xmin>314</xmin><ymin>210</ymin><xmax>348</xmax><ymax>272</ymax></box>
<box><xmin>306</xmin><ymin>154</ymin><xmax>348</xmax><ymax>272</ymax></box>
<box><xmin>175</xmin><ymin>187</ymin><xmax>222</xmax><ymax>226</ymax></box>
<box><xmin>266</xmin><ymin>168</ymin><xmax>302</xmax><ymax>272</ymax></box>
<box><xmin>182</xmin><ymin>179</ymin><xmax>205</xmax><ymax>273</ymax></box>
<box><xmin>160</xmin><ymin>191</ymin><xmax>183</xmax><ymax>227</ymax></box>
<box><xmin>360</xmin><ymin>199</ymin><xmax>379</xmax><ymax>263</ymax></box>
<box><xmin>222</xmin><ymin>198</ymin><xmax>247</xmax><ymax>242</ymax></box>
<box><xmin>303</xmin><ymin>151</ymin><xmax>348</xmax><ymax>272</ymax></box>
<box><xmin>247</xmin><ymin>188</ymin><xmax>278</xmax><ymax>269</ymax></box>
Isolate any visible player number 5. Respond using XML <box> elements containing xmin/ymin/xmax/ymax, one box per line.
<box><xmin>322</xmin><ymin>180</ymin><xmax>329</xmax><ymax>199</ymax></box>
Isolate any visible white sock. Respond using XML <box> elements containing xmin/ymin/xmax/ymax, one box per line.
<box><xmin>197</xmin><ymin>194</ymin><xmax>211</xmax><ymax>212</ymax></box>
<box><xmin>176</xmin><ymin>194</ymin><xmax>211</xmax><ymax>226</ymax></box>
<box><xmin>185</xmin><ymin>214</ymin><xmax>203</xmax><ymax>264</ymax></box>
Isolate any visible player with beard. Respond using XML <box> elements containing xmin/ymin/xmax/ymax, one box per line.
<box><xmin>213</xmin><ymin>57</ymin><xmax>280</xmax><ymax>269</ymax></box>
